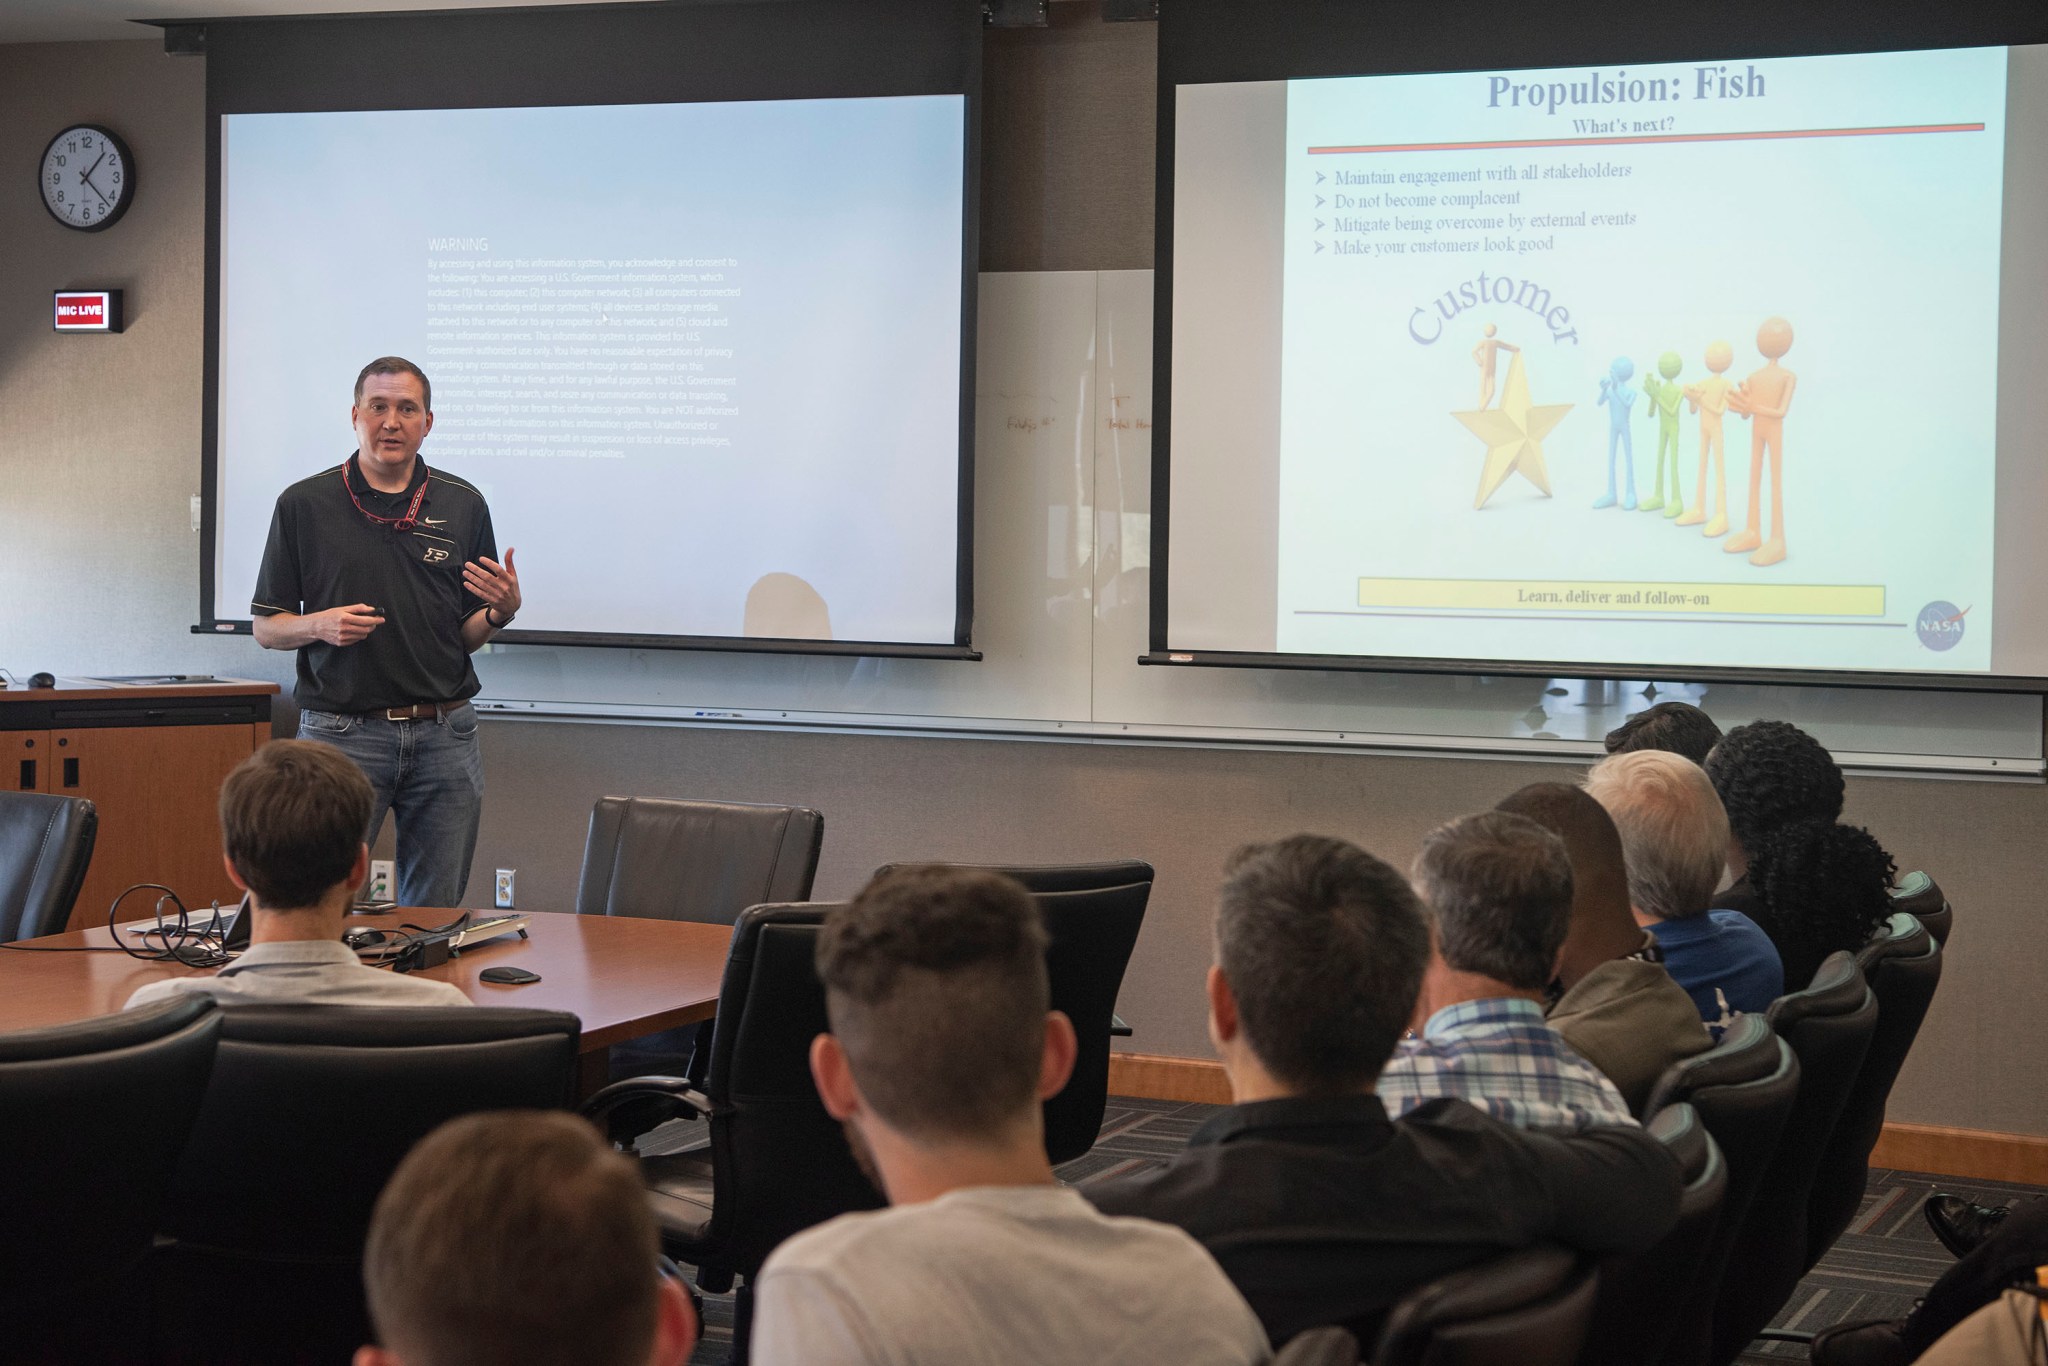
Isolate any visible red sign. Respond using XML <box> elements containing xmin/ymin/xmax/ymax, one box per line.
<box><xmin>53</xmin><ymin>290</ymin><xmax>122</xmax><ymax>333</ymax></box>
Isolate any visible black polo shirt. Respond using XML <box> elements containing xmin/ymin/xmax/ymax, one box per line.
<box><xmin>252</xmin><ymin>453</ymin><xmax>497</xmax><ymax>714</ymax></box>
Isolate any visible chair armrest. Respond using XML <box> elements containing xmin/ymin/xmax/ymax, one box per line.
<box><xmin>1110</xmin><ymin>1013</ymin><xmax>1133</xmax><ymax>1038</ymax></box>
<box><xmin>579</xmin><ymin>1075</ymin><xmax>712</xmax><ymax>1130</ymax></box>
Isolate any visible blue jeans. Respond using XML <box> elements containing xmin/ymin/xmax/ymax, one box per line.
<box><xmin>297</xmin><ymin>702</ymin><xmax>484</xmax><ymax>909</ymax></box>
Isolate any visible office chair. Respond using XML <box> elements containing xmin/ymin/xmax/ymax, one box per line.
<box><xmin>0</xmin><ymin>790</ymin><xmax>98</xmax><ymax>941</ymax></box>
<box><xmin>1711</xmin><ymin>953</ymin><xmax>1877</xmax><ymax>1364</ymax></box>
<box><xmin>585</xmin><ymin>902</ymin><xmax>884</xmax><ymax>1364</ymax></box>
<box><xmin>1577</xmin><ymin>1103</ymin><xmax>1728</xmax><ymax>1366</ymax></box>
<box><xmin>149</xmin><ymin>1005</ymin><xmax>581</xmax><ymax>1364</ymax></box>
<box><xmin>1642</xmin><ymin>1014</ymin><xmax>1799</xmax><ymax>1366</ymax></box>
<box><xmin>577</xmin><ymin>795</ymin><xmax>823</xmax><ymax>1083</ymax></box>
<box><xmin>1804</xmin><ymin>914</ymin><xmax>1942</xmax><ymax>1258</ymax></box>
<box><xmin>873</xmin><ymin>859</ymin><xmax>1152</xmax><ymax>1164</ymax></box>
<box><xmin>1370</xmin><ymin>1244</ymin><xmax>1597</xmax><ymax>1366</ymax></box>
<box><xmin>1889</xmin><ymin>870</ymin><xmax>1951</xmax><ymax>945</ymax></box>
<box><xmin>0</xmin><ymin>996</ymin><xmax>220</xmax><ymax>1361</ymax></box>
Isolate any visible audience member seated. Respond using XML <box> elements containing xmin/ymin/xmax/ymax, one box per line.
<box><xmin>1603</xmin><ymin>699</ymin><xmax>1724</xmax><ymax>765</ymax></box>
<box><xmin>750</xmin><ymin>865</ymin><xmax>1271</xmax><ymax>1366</ymax></box>
<box><xmin>1495</xmin><ymin>783</ymin><xmax>1712</xmax><ymax>1114</ymax></box>
<box><xmin>1085</xmin><ymin>835</ymin><xmax>1682</xmax><ymax>1346</ymax></box>
<box><xmin>127</xmin><ymin>741</ymin><xmax>469</xmax><ymax>1010</ymax></box>
<box><xmin>1583</xmin><ymin>750</ymin><xmax>1782</xmax><ymax>1033</ymax></box>
<box><xmin>1811</xmin><ymin>1198</ymin><xmax>2048</xmax><ymax>1366</ymax></box>
<box><xmin>1375</xmin><ymin>811</ymin><xmax>1635</xmax><ymax>1132</ymax></box>
<box><xmin>1704</xmin><ymin>719</ymin><xmax>1896</xmax><ymax>990</ymax></box>
<box><xmin>356</xmin><ymin>1110</ymin><xmax>697</xmax><ymax>1366</ymax></box>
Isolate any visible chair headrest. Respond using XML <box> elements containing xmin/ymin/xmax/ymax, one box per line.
<box><xmin>0</xmin><ymin>993</ymin><xmax>216</xmax><ymax>1063</ymax></box>
<box><xmin>1643</xmin><ymin>1012</ymin><xmax>1779</xmax><ymax>1112</ymax></box>
<box><xmin>1766</xmin><ymin>952</ymin><xmax>1868</xmax><ymax>1030</ymax></box>
<box><xmin>1645</xmin><ymin>1101</ymin><xmax>1711</xmax><ymax>1181</ymax></box>
<box><xmin>1856</xmin><ymin>912</ymin><xmax>1933</xmax><ymax>969</ymax></box>
<box><xmin>215</xmin><ymin>1004</ymin><xmax>580</xmax><ymax>1046</ymax></box>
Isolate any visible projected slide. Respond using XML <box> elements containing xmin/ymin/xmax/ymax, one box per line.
<box><xmin>216</xmin><ymin>96</ymin><xmax>966</xmax><ymax>644</ymax></box>
<box><xmin>1170</xmin><ymin>45</ymin><xmax>2048</xmax><ymax>679</ymax></box>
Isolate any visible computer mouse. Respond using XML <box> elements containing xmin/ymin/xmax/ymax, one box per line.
<box><xmin>478</xmin><ymin>965</ymin><xmax>542</xmax><ymax>985</ymax></box>
<box><xmin>342</xmin><ymin>926</ymin><xmax>390</xmax><ymax>950</ymax></box>
<box><xmin>28</xmin><ymin>672</ymin><xmax>55</xmax><ymax>689</ymax></box>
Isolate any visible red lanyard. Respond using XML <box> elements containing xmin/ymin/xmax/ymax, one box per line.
<box><xmin>342</xmin><ymin>458</ymin><xmax>431</xmax><ymax>532</ymax></box>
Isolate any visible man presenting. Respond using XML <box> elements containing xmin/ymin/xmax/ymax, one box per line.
<box><xmin>251</xmin><ymin>357</ymin><xmax>520</xmax><ymax>908</ymax></box>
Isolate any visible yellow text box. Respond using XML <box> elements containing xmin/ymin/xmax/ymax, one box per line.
<box><xmin>1357</xmin><ymin>578</ymin><xmax>1886</xmax><ymax>617</ymax></box>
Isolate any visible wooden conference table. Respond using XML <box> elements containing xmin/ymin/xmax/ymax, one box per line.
<box><xmin>0</xmin><ymin>907</ymin><xmax>732</xmax><ymax>1094</ymax></box>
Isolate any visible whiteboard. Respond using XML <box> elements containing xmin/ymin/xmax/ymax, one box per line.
<box><xmin>474</xmin><ymin>271</ymin><xmax>2045</xmax><ymax>778</ymax></box>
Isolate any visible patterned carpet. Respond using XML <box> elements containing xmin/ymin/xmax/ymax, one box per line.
<box><xmin>673</xmin><ymin>1095</ymin><xmax>2045</xmax><ymax>1364</ymax></box>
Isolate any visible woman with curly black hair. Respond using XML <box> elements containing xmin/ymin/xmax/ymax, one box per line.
<box><xmin>1704</xmin><ymin>719</ymin><xmax>1897</xmax><ymax>991</ymax></box>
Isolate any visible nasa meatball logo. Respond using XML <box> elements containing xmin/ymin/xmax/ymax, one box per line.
<box><xmin>1915</xmin><ymin>601</ymin><xmax>1968</xmax><ymax>652</ymax></box>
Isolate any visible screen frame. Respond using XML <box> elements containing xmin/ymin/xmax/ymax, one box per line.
<box><xmin>1151</xmin><ymin>0</ymin><xmax>2048</xmax><ymax>694</ymax></box>
<box><xmin>193</xmin><ymin>0</ymin><xmax>983</xmax><ymax>661</ymax></box>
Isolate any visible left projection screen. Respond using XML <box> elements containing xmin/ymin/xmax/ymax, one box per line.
<box><xmin>212</xmin><ymin>95</ymin><xmax>967</xmax><ymax>647</ymax></box>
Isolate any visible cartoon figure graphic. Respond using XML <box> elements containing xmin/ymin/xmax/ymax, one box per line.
<box><xmin>1676</xmin><ymin>340</ymin><xmax>1736</xmax><ymax>537</ymax></box>
<box><xmin>1594</xmin><ymin>357</ymin><xmax>1638</xmax><ymax>510</ymax></box>
<box><xmin>1723</xmin><ymin>317</ymin><xmax>1797</xmax><ymax>567</ymax></box>
<box><xmin>1638</xmin><ymin>352</ymin><xmax>1685</xmax><ymax>519</ymax></box>
<box><xmin>1471</xmin><ymin>323</ymin><xmax>1521</xmax><ymax>409</ymax></box>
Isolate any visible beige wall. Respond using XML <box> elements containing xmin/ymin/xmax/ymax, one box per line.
<box><xmin>5</xmin><ymin>20</ymin><xmax>2044</xmax><ymax>1137</ymax></box>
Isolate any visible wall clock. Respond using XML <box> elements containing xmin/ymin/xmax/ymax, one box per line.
<box><xmin>40</xmin><ymin>124</ymin><xmax>134</xmax><ymax>232</ymax></box>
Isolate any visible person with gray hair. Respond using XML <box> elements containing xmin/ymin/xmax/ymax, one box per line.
<box><xmin>1376</xmin><ymin>811</ymin><xmax>1635</xmax><ymax>1132</ymax></box>
<box><xmin>1583</xmin><ymin>749</ymin><xmax>1783</xmax><ymax>1034</ymax></box>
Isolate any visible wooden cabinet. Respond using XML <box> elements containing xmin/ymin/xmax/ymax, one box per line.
<box><xmin>1</xmin><ymin>680</ymin><xmax>277</xmax><ymax>932</ymax></box>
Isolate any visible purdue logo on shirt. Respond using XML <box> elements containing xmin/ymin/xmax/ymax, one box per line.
<box><xmin>421</xmin><ymin>546</ymin><xmax>450</xmax><ymax>564</ymax></box>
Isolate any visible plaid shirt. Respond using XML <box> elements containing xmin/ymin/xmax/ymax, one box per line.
<box><xmin>1377</xmin><ymin>996</ymin><xmax>1636</xmax><ymax>1133</ymax></box>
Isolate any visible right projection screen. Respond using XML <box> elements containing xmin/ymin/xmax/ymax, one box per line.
<box><xmin>1163</xmin><ymin>43</ymin><xmax>2048</xmax><ymax>686</ymax></box>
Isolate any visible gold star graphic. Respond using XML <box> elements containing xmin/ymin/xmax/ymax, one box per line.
<box><xmin>1452</xmin><ymin>352</ymin><xmax>1572</xmax><ymax>510</ymax></box>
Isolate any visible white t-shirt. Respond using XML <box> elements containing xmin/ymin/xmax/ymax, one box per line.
<box><xmin>750</xmin><ymin>1184</ymin><xmax>1271</xmax><ymax>1366</ymax></box>
<box><xmin>125</xmin><ymin>939</ymin><xmax>471</xmax><ymax>1010</ymax></box>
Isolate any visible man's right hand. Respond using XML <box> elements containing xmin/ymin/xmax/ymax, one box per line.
<box><xmin>313</xmin><ymin>604</ymin><xmax>384</xmax><ymax>646</ymax></box>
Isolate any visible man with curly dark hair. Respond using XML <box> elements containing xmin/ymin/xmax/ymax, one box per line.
<box><xmin>1703</xmin><ymin>720</ymin><xmax>1896</xmax><ymax>991</ymax></box>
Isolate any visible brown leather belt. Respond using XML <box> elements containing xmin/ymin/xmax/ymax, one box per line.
<box><xmin>381</xmin><ymin>701</ymin><xmax>463</xmax><ymax>722</ymax></box>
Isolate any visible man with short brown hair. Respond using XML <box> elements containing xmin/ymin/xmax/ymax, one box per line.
<box><xmin>355</xmin><ymin>1110</ymin><xmax>696</xmax><ymax>1366</ymax></box>
<box><xmin>126</xmin><ymin>740</ymin><xmax>468</xmax><ymax>1009</ymax></box>
<box><xmin>749</xmin><ymin>865</ymin><xmax>1270</xmax><ymax>1366</ymax></box>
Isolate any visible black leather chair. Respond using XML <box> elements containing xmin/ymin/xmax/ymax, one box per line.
<box><xmin>1577</xmin><ymin>1103</ymin><xmax>1728</xmax><ymax>1366</ymax></box>
<box><xmin>149</xmin><ymin>1005</ymin><xmax>581</xmax><ymax>1365</ymax></box>
<box><xmin>1889</xmin><ymin>870</ymin><xmax>1950</xmax><ymax>945</ymax></box>
<box><xmin>579</xmin><ymin>795</ymin><xmax>823</xmax><ymax>1080</ymax></box>
<box><xmin>1278</xmin><ymin>1326</ymin><xmax>1362</xmax><ymax>1365</ymax></box>
<box><xmin>585</xmin><ymin>903</ymin><xmax>884</xmax><ymax>1362</ymax></box>
<box><xmin>1641</xmin><ymin>1014</ymin><xmax>1799</xmax><ymax>1366</ymax></box>
<box><xmin>1369</xmin><ymin>1244</ymin><xmax>1597</xmax><ymax>1366</ymax></box>
<box><xmin>1806</xmin><ymin>913</ymin><xmax>1943</xmax><ymax>1259</ymax></box>
<box><xmin>0</xmin><ymin>790</ymin><xmax>98</xmax><ymax>941</ymax></box>
<box><xmin>1710</xmin><ymin>953</ymin><xmax>1877</xmax><ymax>1364</ymax></box>
<box><xmin>874</xmin><ymin>860</ymin><xmax>1152</xmax><ymax>1164</ymax></box>
<box><xmin>0</xmin><ymin>996</ymin><xmax>221</xmax><ymax>1362</ymax></box>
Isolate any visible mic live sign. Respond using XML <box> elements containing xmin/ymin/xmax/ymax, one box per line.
<box><xmin>52</xmin><ymin>289</ymin><xmax>122</xmax><ymax>333</ymax></box>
